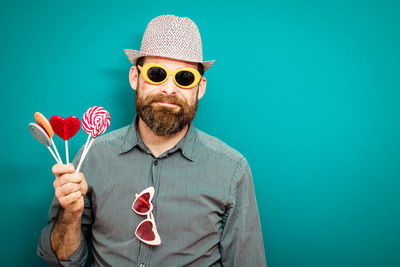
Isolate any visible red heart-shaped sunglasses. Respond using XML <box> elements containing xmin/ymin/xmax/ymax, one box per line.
<box><xmin>132</xmin><ymin>186</ymin><xmax>161</xmax><ymax>246</ymax></box>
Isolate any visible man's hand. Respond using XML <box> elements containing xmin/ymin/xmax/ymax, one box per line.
<box><xmin>51</xmin><ymin>163</ymin><xmax>88</xmax><ymax>260</ymax></box>
<box><xmin>52</xmin><ymin>163</ymin><xmax>88</xmax><ymax>219</ymax></box>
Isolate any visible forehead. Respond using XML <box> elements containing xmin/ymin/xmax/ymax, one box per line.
<box><xmin>142</xmin><ymin>56</ymin><xmax>198</xmax><ymax>70</ymax></box>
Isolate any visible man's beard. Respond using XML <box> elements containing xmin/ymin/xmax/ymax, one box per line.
<box><xmin>135</xmin><ymin>87</ymin><xmax>198</xmax><ymax>136</ymax></box>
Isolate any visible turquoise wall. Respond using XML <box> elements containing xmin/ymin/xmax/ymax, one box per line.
<box><xmin>1</xmin><ymin>0</ymin><xmax>399</xmax><ymax>266</ymax></box>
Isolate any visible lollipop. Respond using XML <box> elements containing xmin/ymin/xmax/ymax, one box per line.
<box><xmin>50</xmin><ymin>116</ymin><xmax>81</xmax><ymax>165</ymax></box>
<box><xmin>75</xmin><ymin>106</ymin><xmax>110</xmax><ymax>172</ymax></box>
<box><xmin>34</xmin><ymin>112</ymin><xmax>63</xmax><ymax>164</ymax></box>
<box><xmin>28</xmin><ymin>123</ymin><xmax>60</xmax><ymax>163</ymax></box>
<box><xmin>82</xmin><ymin>106</ymin><xmax>111</xmax><ymax>138</ymax></box>
<box><xmin>81</xmin><ymin>106</ymin><xmax>111</xmax><ymax>152</ymax></box>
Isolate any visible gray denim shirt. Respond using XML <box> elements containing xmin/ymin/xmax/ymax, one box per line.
<box><xmin>37</xmin><ymin>118</ymin><xmax>266</xmax><ymax>266</ymax></box>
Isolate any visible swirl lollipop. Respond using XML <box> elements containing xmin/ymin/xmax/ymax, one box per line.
<box><xmin>82</xmin><ymin>106</ymin><xmax>111</xmax><ymax>138</ymax></box>
<box><xmin>76</xmin><ymin>106</ymin><xmax>110</xmax><ymax>172</ymax></box>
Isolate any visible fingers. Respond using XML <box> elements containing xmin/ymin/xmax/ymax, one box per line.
<box><xmin>80</xmin><ymin>176</ymin><xmax>88</xmax><ymax>196</ymax></box>
<box><xmin>53</xmin><ymin>173</ymin><xmax>83</xmax><ymax>189</ymax></box>
<box><xmin>55</xmin><ymin>182</ymin><xmax>81</xmax><ymax>198</ymax></box>
<box><xmin>52</xmin><ymin>163</ymin><xmax>75</xmax><ymax>176</ymax></box>
<box><xmin>54</xmin><ymin>173</ymin><xmax>88</xmax><ymax>196</ymax></box>
<box><xmin>57</xmin><ymin>191</ymin><xmax>82</xmax><ymax>207</ymax></box>
<box><xmin>52</xmin><ymin>163</ymin><xmax>88</xmax><ymax>213</ymax></box>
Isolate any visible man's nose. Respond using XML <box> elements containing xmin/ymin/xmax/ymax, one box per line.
<box><xmin>160</xmin><ymin>75</ymin><xmax>177</xmax><ymax>95</ymax></box>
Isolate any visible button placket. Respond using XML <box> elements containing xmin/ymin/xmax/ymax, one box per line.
<box><xmin>137</xmin><ymin>157</ymin><xmax>158</xmax><ymax>266</ymax></box>
<box><xmin>150</xmin><ymin>158</ymin><xmax>161</xmax><ymax>205</ymax></box>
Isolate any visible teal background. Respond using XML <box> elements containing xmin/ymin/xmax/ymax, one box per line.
<box><xmin>1</xmin><ymin>0</ymin><xmax>399</xmax><ymax>266</ymax></box>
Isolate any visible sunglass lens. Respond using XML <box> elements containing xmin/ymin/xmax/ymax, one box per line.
<box><xmin>133</xmin><ymin>193</ymin><xmax>151</xmax><ymax>213</ymax></box>
<box><xmin>136</xmin><ymin>221</ymin><xmax>155</xmax><ymax>241</ymax></box>
<box><xmin>176</xmin><ymin>71</ymin><xmax>195</xmax><ymax>86</ymax></box>
<box><xmin>147</xmin><ymin>67</ymin><xmax>167</xmax><ymax>83</ymax></box>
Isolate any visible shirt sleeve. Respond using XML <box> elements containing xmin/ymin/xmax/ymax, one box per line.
<box><xmin>220</xmin><ymin>157</ymin><xmax>267</xmax><ymax>267</ymax></box>
<box><xmin>37</xmin><ymin>148</ymin><xmax>93</xmax><ymax>266</ymax></box>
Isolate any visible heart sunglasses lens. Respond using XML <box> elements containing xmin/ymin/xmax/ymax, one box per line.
<box><xmin>175</xmin><ymin>70</ymin><xmax>195</xmax><ymax>87</ymax></box>
<box><xmin>133</xmin><ymin>193</ymin><xmax>151</xmax><ymax>213</ymax></box>
<box><xmin>136</xmin><ymin>220</ymin><xmax>156</xmax><ymax>241</ymax></box>
<box><xmin>147</xmin><ymin>67</ymin><xmax>167</xmax><ymax>83</ymax></box>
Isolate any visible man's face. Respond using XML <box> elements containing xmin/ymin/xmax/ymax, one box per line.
<box><xmin>130</xmin><ymin>56</ymin><xmax>207</xmax><ymax>136</ymax></box>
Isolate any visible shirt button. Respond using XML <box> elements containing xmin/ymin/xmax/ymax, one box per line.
<box><xmin>154</xmin><ymin>160</ymin><xmax>158</xmax><ymax>166</ymax></box>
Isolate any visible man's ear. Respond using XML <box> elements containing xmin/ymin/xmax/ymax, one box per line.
<box><xmin>197</xmin><ymin>76</ymin><xmax>207</xmax><ymax>100</ymax></box>
<box><xmin>129</xmin><ymin>66</ymin><xmax>139</xmax><ymax>91</ymax></box>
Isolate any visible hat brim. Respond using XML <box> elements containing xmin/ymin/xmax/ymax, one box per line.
<box><xmin>124</xmin><ymin>49</ymin><xmax>215</xmax><ymax>72</ymax></box>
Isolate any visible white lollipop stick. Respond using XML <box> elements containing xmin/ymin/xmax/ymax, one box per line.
<box><xmin>76</xmin><ymin>138</ymin><xmax>94</xmax><ymax>173</ymax></box>
<box><xmin>51</xmin><ymin>139</ymin><xmax>63</xmax><ymax>164</ymax></box>
<box><xmin>65</xmin><ymin>140</ymin><xmax>69</xmax><ymax>165</ymax></box>
<box><xmin>76</xmin><ymin>117</ymin><xmax>107</xmax><ymax>172</ymax></box>
<box><xmin>83</xmin><ymin>135</ymin><xmax>92</xmax><ymax>154</ymax></box>
<box><xmin>75</xmin><ymin>135</ymin><xmax>91</xmax><ymax>170</ymax></box>
<box><xmin>47</xmin><ymin>146</ymin><xmax>60</xmax><ymax>164</ymax></box>
<box><xmin>76</xmin><ymin>135</ymin><xmax>92</xmax><ymax>170</ymax></box>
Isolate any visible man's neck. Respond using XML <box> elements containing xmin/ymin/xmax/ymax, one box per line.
<box><xmin>138</xmin><ymin>118</ymin><xmax>189</xmax><ymax>158</ymax></box>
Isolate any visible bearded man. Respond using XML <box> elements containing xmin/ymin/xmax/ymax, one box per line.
<box><xmin>38</xmin><ymin>15</ymin><xmax>267</xmax><ymax>266</ymax></box>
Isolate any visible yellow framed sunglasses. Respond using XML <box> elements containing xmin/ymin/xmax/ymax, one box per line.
<box><xmin>138</xmin><ymin>63</ymin><xmax>201</xmax><ymax>89</ymax></box>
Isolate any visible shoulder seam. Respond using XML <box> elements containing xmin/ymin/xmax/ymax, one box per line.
<box><xmin>193</xmin><ymin>129</ymin><xmax>244</xmax><ymax>163</ymax></box>
<box><xmin>91</xmin><ymin>125</ymin><xmax>129</xmax><ymax>147</ymax></box>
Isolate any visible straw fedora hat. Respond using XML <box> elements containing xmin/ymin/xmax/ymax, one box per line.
<box><xmin>124</xmin><ymin>15</ymin><xmax>215</xmax><ymax>71</ymax></box>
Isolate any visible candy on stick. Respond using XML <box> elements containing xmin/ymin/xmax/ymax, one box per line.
<box><xmin>82</xmin><ymin>106</ymin><xmax>111</xmax><ymax>153</ymax></box>
<box><xmin>28</xmin><ymin>123</ymin><xmax>60</xmax><ymax>163</ymax></box>
<box><xmin>50</xmin><ymin>116</ymin><xmax>81</xmax><ymax>165</ymax></box>
<box><xmin>34</xmin><ymin>112</ymin><xmax>63</xmax><ymax>164</ymax></box>
<box><xmin>76</xmin><ymin>106</ymin><xmax>110</xmax><ymax>173</ymax></box>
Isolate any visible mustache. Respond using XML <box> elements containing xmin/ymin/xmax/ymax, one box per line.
<box><xmin>146</xmin><ymin>94</ymin><xmax>185</xmax><ymax>107</ymax></box>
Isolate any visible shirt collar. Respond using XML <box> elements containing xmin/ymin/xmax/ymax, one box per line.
<box><xmin>119</xmin><ymin>116</ymin><xmax>196</xmax><ymax>161</ymax></box>
<box><xmin>119</xmin><ymin>116</ymin><xmax>141</xmax><ymax>154</ymax></box>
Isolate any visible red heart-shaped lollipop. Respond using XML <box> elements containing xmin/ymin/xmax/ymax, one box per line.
<box><xmin>50</xmin><ymin>116</ymin><xmax>81</xmax><ymax>141</ymax></box>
